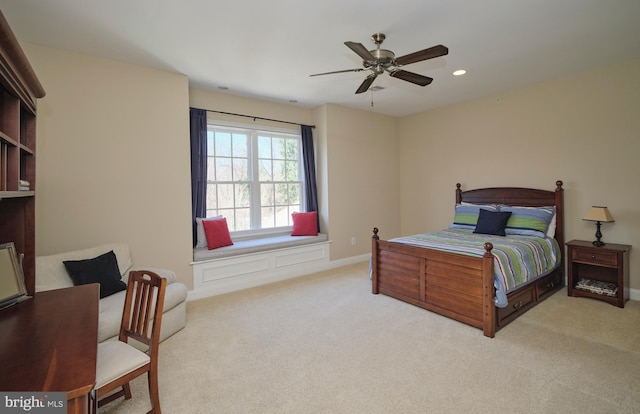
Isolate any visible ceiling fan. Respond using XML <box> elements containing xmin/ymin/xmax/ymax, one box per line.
<box><xmin>310</xmin><ymin>33</ymin><xmax>448</xmax><ymax>94</ymax></box>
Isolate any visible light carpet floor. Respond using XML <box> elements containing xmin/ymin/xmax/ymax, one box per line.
<box><xmin>99</xmin><ymin>262</ymin><xmax>640</xmax><ymax>413</ymax></box>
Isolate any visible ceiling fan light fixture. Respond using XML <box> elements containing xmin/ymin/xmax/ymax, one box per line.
<box><xmin>370</xmin><ymin>86</ymin><xmax>385</xmax><ymax>92</ymax></box>
<box><xmin>311</xmin><ymin>33</ymin><xmax>449</xmax><ymax>94</ymax></box>
<box><xmin>453</xmin><ymin>69</ymin><xmax>467</xmax><ymax>76</ymax></box>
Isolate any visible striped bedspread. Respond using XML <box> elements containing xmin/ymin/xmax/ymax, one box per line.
<box><xmin>389</xmin><ymin>228</ymin><xmax>561</xmax><ymax>307</ymax></box>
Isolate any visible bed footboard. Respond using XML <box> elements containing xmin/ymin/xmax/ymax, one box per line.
<box><xmin>371</xmin><ymin>228</ymin><xmax>497</xmax><ymax>337</ymax></box>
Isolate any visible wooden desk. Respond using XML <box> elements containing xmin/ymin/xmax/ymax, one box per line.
<box><xmin>0</xmin><ymin>284</ymin><xmax>99</xmax><ymax>414</ymax></box>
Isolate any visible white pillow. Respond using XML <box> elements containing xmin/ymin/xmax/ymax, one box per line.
<box><xmin>195</xmin><ymin>216</ymin><xmax>222</xmax><ymax>248</ymax></box>
<box><xmin>547</xmin><ymin>212</ymin><xmax>557</xmax><ymax>238</ymax></box>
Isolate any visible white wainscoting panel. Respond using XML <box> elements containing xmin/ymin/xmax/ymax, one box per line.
<box><xmin>190</xmin><ymin>241</ymin><xmax>333</xmax><ymax>300</ymax></box>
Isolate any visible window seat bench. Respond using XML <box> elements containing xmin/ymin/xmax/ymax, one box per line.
<box><xmin>193</xmin><ymin>233</ymin><xmax>328</xmax><ymax>262</ymax></box>
<box><xmin>191</xmin><ymin>233</ymin><xmax>330</xmax><ymax>299</ymax></box>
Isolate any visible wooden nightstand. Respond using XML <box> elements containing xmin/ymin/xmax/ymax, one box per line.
<box><xmin>566</xmin><ymin>240</ymin><xmax>631</xmax><ymax>307</ymax></box>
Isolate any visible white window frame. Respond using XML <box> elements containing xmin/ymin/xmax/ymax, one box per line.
<box><xmin>206</xmin><ymin>120</ymin><xmax>305</xmax><ymax>239</ymax></box>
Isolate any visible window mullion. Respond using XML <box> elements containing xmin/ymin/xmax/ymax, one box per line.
<box><xmin>249</xmin><ymin>131</ymin><xmax>261</xmax><ymax>229</ymax></box>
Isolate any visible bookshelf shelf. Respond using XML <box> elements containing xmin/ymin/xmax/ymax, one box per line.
<box><xmin>0</xmin><ymin>11</ymin><xmax>46</xmax><ymax>296</ymax></box>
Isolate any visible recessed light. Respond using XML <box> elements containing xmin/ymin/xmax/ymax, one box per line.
<box><xmin>453</xmin><ymin>69</ymin><xmax>467</xmax><ymax>76</ymax></box>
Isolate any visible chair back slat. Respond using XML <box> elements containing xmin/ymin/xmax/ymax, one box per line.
<box><xmin>131</xmin><ymin>282</ymin><xmax>151</xmax><ymax>337</ymax></box>
<box><xmin>119</xmin><ymin>270</ymin><xmax>167</xmax><ymax>348</ymax></box>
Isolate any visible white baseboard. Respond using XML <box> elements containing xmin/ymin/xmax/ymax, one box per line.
<box><xmin>188</xmin><ymin>244</ymin><xmax>369</xmax><ymax>301</ymax></box>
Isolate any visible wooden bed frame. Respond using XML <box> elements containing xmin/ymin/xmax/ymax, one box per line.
<box><xmin>371</xmin><ymin>181</ymin><xmax>565</xmax><ymax>338</ymax></box>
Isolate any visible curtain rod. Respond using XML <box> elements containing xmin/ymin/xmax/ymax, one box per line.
<box><xmin>192</xmin><ymin>107</ymin><xmax>315</xmax><ymax>129</ymax></box>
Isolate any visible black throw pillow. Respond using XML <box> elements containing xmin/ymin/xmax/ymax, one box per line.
<box><xmin>63</xmin><ymin>250</ymin><xmax>127</xmax><ymax>298</ymax></box>
<box><xmin>473</xmin><ymin>209</ymin><xmax>512</xmax><ymax>236</ymax></box>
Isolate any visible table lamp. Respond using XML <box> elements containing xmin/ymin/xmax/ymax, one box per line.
<box><xmin>582</xmin><ymin>206</ymin><xmax>615</xmax><ymax>247</ymax></box>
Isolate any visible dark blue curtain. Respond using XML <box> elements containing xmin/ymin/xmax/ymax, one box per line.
<box><xmin>301</xmin><ymin>125</ymin><xmax>319</xmax><ymax>232</ymax></box>
<box><xmin>190</xmin><ymin>108</ymin><xmax>208</xmax><ymax>246</ymax></box>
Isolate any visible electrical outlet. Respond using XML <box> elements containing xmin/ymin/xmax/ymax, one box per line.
<box><xmin>351</xmin><ymin>237</ymin><xmax>356</xmax><ymax>246</ymax></box>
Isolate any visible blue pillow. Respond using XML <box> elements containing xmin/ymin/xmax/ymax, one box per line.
<box><xmin>450</xmin><ymin>203</ymin><xmax>499</xmax><ymax>231</ymax></box>
<box><xmin>500</xmin><ymin>206</ymin><xmax>555</xmax><ymax>238</ymax></box>
<box><xmin>473</xmin><ymin>209</ymin><xmax>512</xmax><ymax>236</ymax></box>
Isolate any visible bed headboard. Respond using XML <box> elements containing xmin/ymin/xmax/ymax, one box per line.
<box><xmin>455</xmin><ymin>180</ymin><xmax>565</xmax><ymax>249</ymax></box>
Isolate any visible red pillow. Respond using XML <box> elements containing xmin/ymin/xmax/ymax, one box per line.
<box><xmin>291</xmin><ymin>211</ymin><xmax>318</xmax><ymax>236</ymax></box>
<box><xmin>202</xmin><ymin>217</ymin><xmax>234</xmax><ymax>249</ymax></box>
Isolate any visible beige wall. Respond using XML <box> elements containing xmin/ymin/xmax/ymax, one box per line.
<box><xmin>323</xmin><ymin>104</ymin><xmax>401</xmax><ymax>259</ymax></box>
<box><xmin>24</xmin><ymin>43</ymin><xmax>194</xmax><ymax>288</ymax></box>
<box><xmin>399</xmin><ymin>58</ymin><xmax>640</xmax><ymax>290</ymax></box>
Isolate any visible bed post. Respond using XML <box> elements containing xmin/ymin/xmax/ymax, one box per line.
<box><xmin>554</xmin><ymin>180</ymin><xmax>564</xmax><ymax>248</ymax></box>
<box><xmin>482</xmin><ymin>242</ymin><xmax>496</xmax><ymax>338</ymax></box>
<box><xmin>455</xmin><ymin>183</ymin><xmax>462</xmax><ymax>204</ymax></box>
<box><xmin>371</xmin><ymin>227</ymin><xmax>380</xmax><ymax>294</ymax></box>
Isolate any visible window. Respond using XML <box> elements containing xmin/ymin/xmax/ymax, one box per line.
<box><xmin>206</xmin><ymin>123</ymin><xmax>304</xmax><ymax>235</ymax></box>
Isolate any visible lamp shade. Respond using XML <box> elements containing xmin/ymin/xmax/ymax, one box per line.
<box><xmin>583</xmin><ymin>206</ymin><xmax>615</xmax><ymax>223</ymax></box>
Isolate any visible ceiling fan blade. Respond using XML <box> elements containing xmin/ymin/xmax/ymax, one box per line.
<box><xmin>345</xmin><ymin>41</ymin><xmax>376</xmax><ymax>62</ymax></box>
<box><xmin>395</xmin><ymin>44</ymin><xmax>449</xmax><ymax>66</ymax></box>
<box><xmin>309</xmin><ymin>68</ymin><xmax>365</xmax><ymax>77</ymax></box>
<box><xmin>389</xmin><ymin>69</ymin><xmax>433</xmax><ymax>86</ymax></box>
<box><xmin>355</xmin><ymin>74</ymin><xmax>377</xmax><ymax>94</ymax></box>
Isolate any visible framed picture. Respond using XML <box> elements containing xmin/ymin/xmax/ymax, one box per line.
<box><xmin>0</xmin><ymin>242</ymin><xmax>27</xmax><ymax>310</ymax></box>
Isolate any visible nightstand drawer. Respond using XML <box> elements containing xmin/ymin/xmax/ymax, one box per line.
<box><xmin>572</xmin><ymin>247</ymin><xmax>618</xmax><ymax>267</ymax></box>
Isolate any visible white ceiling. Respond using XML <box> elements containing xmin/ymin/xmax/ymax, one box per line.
<box><xmin>1</xmin><ymin>0</ymin><xmax>639</xmax><ymax>117</ymax></box>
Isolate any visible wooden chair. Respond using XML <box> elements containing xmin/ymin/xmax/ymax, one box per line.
<box><xmin>95</xmin><ymin>270</ymin><xmax>167</xmax><ymax>413</ymax></box>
